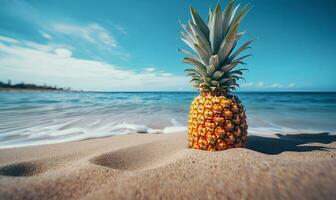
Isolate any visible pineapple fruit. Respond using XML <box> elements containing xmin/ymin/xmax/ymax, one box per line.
<box><xmin>179</xmin><ymin>0</ymin><xmax>253</xmax><ymax>151</ymax></box>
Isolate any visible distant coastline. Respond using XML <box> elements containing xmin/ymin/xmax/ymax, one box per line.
<box><xmin>0</xmin><ymin>80</ymin><xmax>74</xmax><ymax>92</ymax></box>
<box><xmin>0</xmin><ymin>88</ymin><xmax>70</xmax><ymax>92</ymax></box>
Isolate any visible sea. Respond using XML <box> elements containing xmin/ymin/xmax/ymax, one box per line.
<box><xmin>0</xmin><ymin>91</ymin><xmax>335</xmax><ymax>148</ymax></box>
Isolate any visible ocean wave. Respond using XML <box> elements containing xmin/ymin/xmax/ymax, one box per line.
<box><xmin>0</xmin><ymin>118</ymin><xmax>330</xmax><ymax>149</ymax></box>
<box><xmin>0</xmin><ymin>92</ymin><xmax>335</xmax><ymax>148</ymax></box>
<box><xmin>0</xmin><ymin>120</ymin><xmax>187</xmax><ymax>149</ymax></box>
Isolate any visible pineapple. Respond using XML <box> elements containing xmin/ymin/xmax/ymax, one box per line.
<box><xmin>179</xmin><ymin>0</ymin><xmax>253</xmax><ymax>151</ymax></box>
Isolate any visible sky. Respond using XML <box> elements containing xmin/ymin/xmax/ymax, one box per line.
<box><xmin>0</xmin><ymin>0</ymin><xmax>335</xmax><ymax>91</ymax></box>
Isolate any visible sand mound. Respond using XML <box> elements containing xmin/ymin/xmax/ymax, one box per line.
<box><xmin>91</xmin><ymin>138</ymin><xmax>187</xmax><ymax>171</ymax></box>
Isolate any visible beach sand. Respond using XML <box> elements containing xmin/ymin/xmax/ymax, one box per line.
<box><xmin>0</xmin><ymin>132</ymin><xmax>335</xmax><ymax>200</ymax></box>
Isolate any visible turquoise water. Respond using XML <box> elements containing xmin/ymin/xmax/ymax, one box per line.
<box><xmin>0</xmin><ymin>92</ymin><xmax>335</xmax><ymax>148</ymax></box>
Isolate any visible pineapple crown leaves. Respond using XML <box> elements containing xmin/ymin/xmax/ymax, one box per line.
<box><xmin>179</xmin><ymin>0</ymin><xmax>254</xmax><ymax>93</ymax></box>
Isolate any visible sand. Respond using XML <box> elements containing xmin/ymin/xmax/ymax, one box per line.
<box><xmin>0</xmin><ymin>132</ymin><xmax>335</xmax><ymax>200</ymax></box>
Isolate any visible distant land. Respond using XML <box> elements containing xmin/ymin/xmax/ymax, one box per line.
<box><xmin>0</xmin><ymin>80</ymin><xmax>73</xmax><ymax>92</ymax></box>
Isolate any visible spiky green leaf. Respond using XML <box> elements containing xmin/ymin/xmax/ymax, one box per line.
<box><xmin>229</xmin><ymin>39</ymin><xmax>254</xmax><ymax>62</ymax></box>
<box><xmin>221</xmin><ymin>0</ymin><xmax>235</xmax><ymax>37</ymax></box>
<box><xmin>212</xmin><ymin>71</ymin><xmax>224</xmax><ymax>80</ymax></box>
<box><xmin>210</xmin><ymin>80</ymin><xmax>219</xmax><ymax>86</ymax></box>
<box><xmin>207</xmin><ymin>64</ymin><xmax>216</xmax><ymax>75</ymax></box>
<box><xmin>194</xmin><ymin>43</ymin><xmax>210</xmax><ymax>65</ymax></box>
<box><xmin>180</xmin><ymin>36</ymin><xmax>196</xmax><ymax>52</ymax></box>
<box><xmin>186</xmin><ymin>72</ymin><xmax>201</xmax><ymax>79</ymax></box>
<box><xmin>233</xmin><ymin>54</ymin><xmax>252</xmax><ymax>62</ymax></box>
<box><xmin>183</xmin><ymin>57</ymin><xmax>208</xmax><ymax>77</ymax></box>
<box><xmin>189</xmin><ymin>21</ymin><xmax>211</xmax><ymax>53</ymax></box>
<box><xmin>231</xmin><ymin>3</ymin><xmax>252</xmax><ymax>27</ymax></box>
<box><xmin>195</xmin><ymin>35</ymin><xmax>212</xmax><ymax>56</ymax></box>
<box><xmin>217</xmin><ymin>21</ymin><xmax>238</xmax><ymax>65</ymax></box>
<box><xmin>209</xmin><ymin>3</ymin><xmax>222</xmax><ymax>53</ymax></box>
<box><xmin>222</xmin><ymin>61</ymin><xmax>241</xmax><ymax>72</ymax></box>
<box><xmin>190</xmin><ymin>6</ymin><xmax>210</xmax><ymax>38</ymax></box>
<box><xmin>208</xmin><ymin>7</ymin><xmax>213</xmax><ymax>27</ymax></box>
<box><xmin>219</xmin><ymin>78</ymin><xmax>230</xmax><ymax>85</ymax></box>
<box><xmin>190</xmin><ymin>77</ymin><xmax>203</xmax><ymax>83</ymax></box>
<box><xmin>229</xmin><ymin>68</ymin><xmax>248</xmax><ymax>76</ymax></box>
<box><xmin>209</xmin><ymin>55</ymin><xmax>220</xmax><ymax>69</ymax></box>
<box><xmin>177</xmin><ymin>48</ymin><xmax>195</xmax><ymax>58</ymax></box>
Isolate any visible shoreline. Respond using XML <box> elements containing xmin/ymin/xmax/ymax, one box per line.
<box><xmin>0</xmin><ymin>130</ymin><xmax>333</xmax><ymax>150</ymax></box>
<box><xmin>0</xmin><ymin>132</ymin><xmax>335</xmax><ymax>199</ymax></box>
<box><xmin>0</xmin><ymin>88</ymin><xmax>80</xmax><ymax>92</ymax></box>
<box><xmin>0</xmin><ymin>88</ymin><xmax>68</xmax><ymax>92</ymax></box>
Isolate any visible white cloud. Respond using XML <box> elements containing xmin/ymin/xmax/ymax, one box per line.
<box><xmin>113</xmin><ymin>24</ymin><xmax>127</xmax><ymax>35</ymax></box>
<box><xmin>40</xmin><ymin>31</ymin><xmax>52</xmax><ymax>40</ymax></box>
<box><xmin>241</xmin><ymin>82</ymin><xmax>254</xmax><ymax>88</ymax></box>
<box><xmin>54</xmin><ymin>48</ymin><xmax>72</xmax><ymax>58</ymax></box>
<box><xmin>0</xmin><ymin>36</ymin><xmax>20</xmax><ymax>44</ymax></box>
<box><xmin>161</xmin><ymin>73</ymin><xmax>173</xmax><ymax>77</ymax></box>
<box><xmin>271</xmin><ymin>83</ymin><xmax>284</xmax><ymax>88</ymax></box>
<box><xmin>0</xmin><ymin>36</ymin><xmax>188</xmax><ymax>91</ymax></box>
<box><xmin>21</xmin><ymin>41</ymin><xmax>54</xmax><ymax>52</ymax></box>
<box><xmin>241</xmin><ymin>81</ymin><xmax>297</xmax><ymax>90</ymax></box>
<box><xmin>2</xmin><ymin>38</ymin><xmax>73</xmax><ymax>54</ymax></box>
<box><xmin>52</xmin><ymin>23</ymin><xmax>117</xmax><ymax>49</ymax></box>
<box><xmin>142</xmin><ymin>68</ymin><xmax>173</xmax><ymax>77</ymax></box>
<box><xmin>288</xmin><ymin>83</ymin><xmax>296</xmax><ymax>88</ymax></box>
<box><xmin>242</xmin><ymin>82</ymin><xmax>266</xmax><ymax>88</ymax></box>
<box><xmin>143</xmin><ymin>67</ymin><xmax>156</xmax><ymax>72</ymax></box>
<box><xmin>256</xmin><ymin>82</ymin><xmax>264</xmax><ymax>87</ymax></box>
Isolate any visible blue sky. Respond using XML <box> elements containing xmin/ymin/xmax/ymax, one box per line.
<box><xmin>0</xmin><ymin>0</ymin><xmax>335</xmax><ymax>91</ymax></box>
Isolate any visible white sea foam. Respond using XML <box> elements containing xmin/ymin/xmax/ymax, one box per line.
<box><xmin>0</xmin><ymin>121</ymin><xmax>186</xmax><ymax>148</ymax></box>
<box><xmin>0</xmin><ymin>120</ymin><xmax>331</xmax><ymax>149</ymax></box>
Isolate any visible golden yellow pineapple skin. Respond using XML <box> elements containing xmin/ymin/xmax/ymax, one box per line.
<box><xmin>188</xmin><ymin>94</ymin><xmax>248</xmax><ymax>151</ymax></box>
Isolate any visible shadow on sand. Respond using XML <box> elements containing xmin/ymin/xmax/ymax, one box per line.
<box><xmin>247</xmin><ymin>132</ymin><xmax>336</xmax><ymax>155</ymax></box>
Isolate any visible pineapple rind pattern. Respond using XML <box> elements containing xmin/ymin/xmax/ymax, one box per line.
<box><xmin>188</xmin><ymin>95</ymin><xmax>247</xmax><ymax>151</ymax></box>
